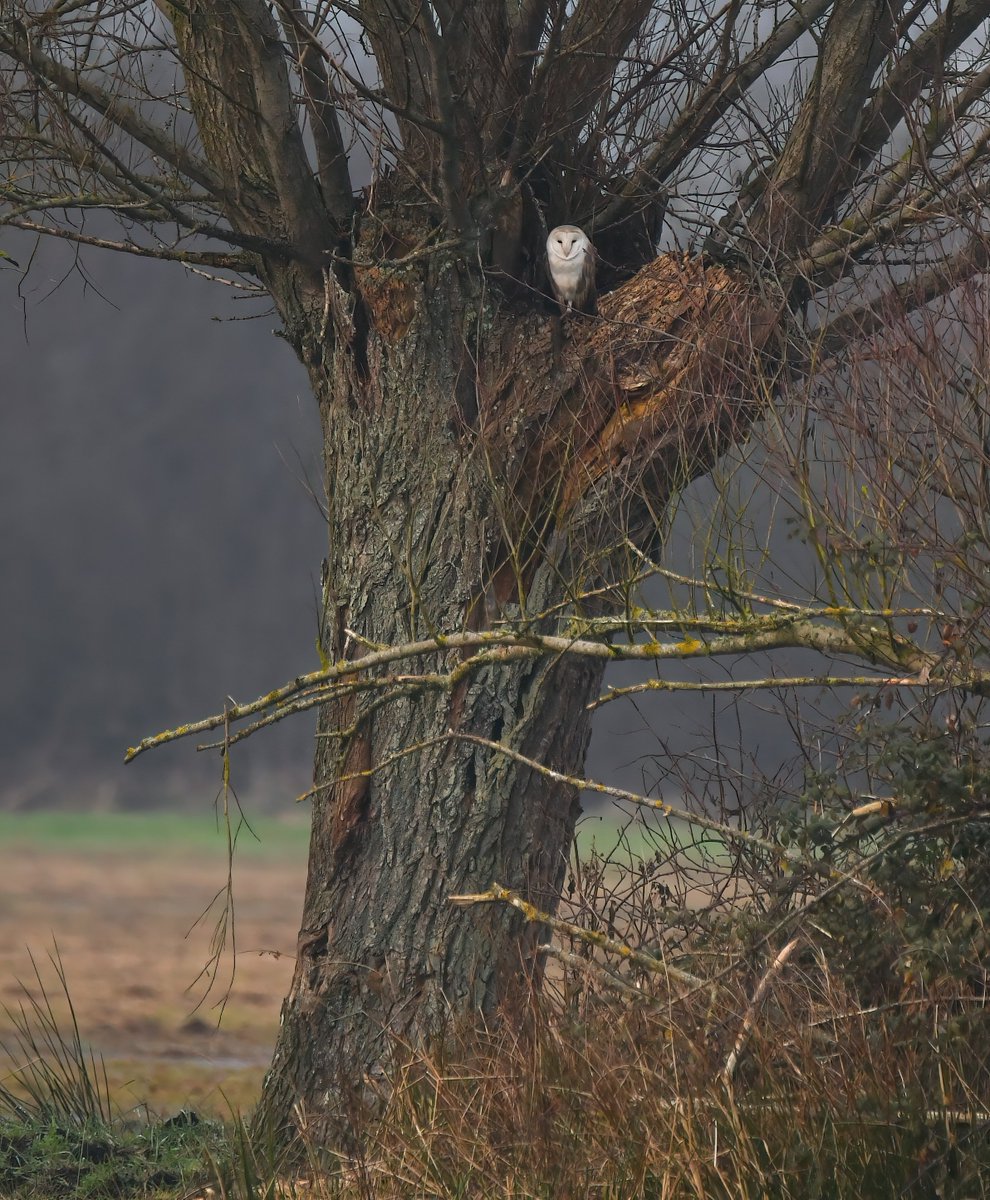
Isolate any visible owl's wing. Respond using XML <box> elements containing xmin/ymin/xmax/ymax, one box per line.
<box><xmin>577</xmin><ymin>242</ymin><xmax>597</xmax><ymax>314</ymax></box>
<box><xmin>545</xmin><ymin>259</ymin><xmax>559</xmax><ymax>305</ymax></box>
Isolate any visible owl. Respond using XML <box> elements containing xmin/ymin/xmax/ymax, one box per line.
<box><xmin>546</xmin><ymin>224</ymin><xmax>597</xmax><ymax>315</ymax></box>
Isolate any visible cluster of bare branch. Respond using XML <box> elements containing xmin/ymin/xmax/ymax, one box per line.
<box><xmin>4</xmin><ymin>1</ymin><xmax>990</xmax><ymax>319</ymax></box>
<box><xmin>123</xmin><ymin>578</ymin><xmax>988</xmax><ymax>762</ymax></box>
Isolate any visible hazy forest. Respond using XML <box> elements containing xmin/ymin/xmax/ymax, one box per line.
<box><xmin>5</xmin><ymin>0</ymin><xmax>990</xmax><ymax>1195</ymax></box>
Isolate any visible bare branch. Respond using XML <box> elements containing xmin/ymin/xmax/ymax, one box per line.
<box><xmin>801</xmin><ymin>68</ymin><xmax>990</xmax><ymax>287</ymax></box>
<box><xmin>2</xmin><ymin>216</ymin><xmax>255</xmax><ymax>271</ymax></box>
<box><xmin>723</xmin><ymin>937</ymin><xmax>802</xmax><ymax>1083</ymax></box>
<box><xmin>357</xmin><ymin>0</ymin><xmax>437</xmax><ymax>150</ymax></box>
<box><xmin>0</xmin><ymin>21</ymin><xmax>222</xmax><ymax>196</ymax></box>
<box><xmin>449</xmin><ymin>882</ymin><xmax>706</xmax><ymax>991</ymax></box>
<box><xmin>159</xmin><ymin>0</ymin><xmax>332</xmax><ymax>274</ymax></box>
<box><xmin>492</xmin><ymin>0</ymin><xmax>552</xmax><ymax>148</ymax></box>
<box><xmin>747</xmin><ymin>0</ymin><xmax>904</xmax><ymax>261</ymax></box>
<box><xmin>417</xmin><ymin>3</ymin><xmax>472</xmax><ymax>231</ymax></box>
<box><xmin>276</xmin><ymin>1</ymin><xmax>354</xmax><ymax>224</ymax></box>
<box><xmin>819</xmin><ymin>228</ymin><xmax>990</xmax><ymax>354</ymax></box>
<box><xmin>597</xmin><ymin>0</ymin><xmax>833</xmax><ymax>227</ymax></box>
<box><xmin>836</xmin><ymin>0</ymin><xmax>990</xmax><ymax>205</ymax></box>
<box><xmin>541</xmin><ymin>0</ymin><xmax>655</xmax><ymax>152</ymax></box>
<box><xmin>124</xmin><ymin>595</ymin><xmax>988</xmax><ymax>763</ymax></box>
<box><xmin>590</xmin><ymin>673</ymin><xmax>941</xmax><ymax>710</ymax></box>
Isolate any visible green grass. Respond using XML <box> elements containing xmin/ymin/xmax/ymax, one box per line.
<box><xmin>0</xmin><ymin>1109</ymin><xmax>227</xmax><ymax>1199</ymax></box>
<box><xmin>0</xmin><ymin>810</ymin><xmax>310</xmax><ymax>859</ymax></box>
<box><xmin>0</xmin><ymin>806</ymin><xmax>723</xmax><ymax>865</ymax></box>
<box><xmin>0</xmin><ymin>948</ymin><xmax>229</xmax><ymax>1198</ymax></box>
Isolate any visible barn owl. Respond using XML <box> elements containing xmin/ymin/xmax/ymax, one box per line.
<box><xmin>546</xmin><ymin>224</ymin><xmax>596</xmax><ymax>315</ymax></box>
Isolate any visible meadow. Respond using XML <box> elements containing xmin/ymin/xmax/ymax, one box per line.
<box><xmin>0</xmin><ymin>810</ymin><xmax>310</xmax><ymax>1117</ymax></box>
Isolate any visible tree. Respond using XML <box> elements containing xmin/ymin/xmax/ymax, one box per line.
<box><xmin>5</xmin><ymin>0</ymin><xmax>990</xmax><ymax>1146</ymax></box>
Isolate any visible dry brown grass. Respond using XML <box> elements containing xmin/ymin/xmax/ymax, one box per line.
<box><xmin>0</xmin><ymin>834</ymin><xmax>303</xmax><ymax>1115</ymax></box>
<box><xmin>208</xmin><ymin>831</ymin><xmax>990</xmax><ymax>1198</ymax></box>
<box><xmin>217</xmin><ymin>957</ymin><xmax>990</xmax><ymax>1199</ymax></box>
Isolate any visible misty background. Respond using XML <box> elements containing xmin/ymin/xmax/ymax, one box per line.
<box><xmin>1</xmin><ymin>236</ymin><xmax>326</xmax><ymax>809</ymax></box>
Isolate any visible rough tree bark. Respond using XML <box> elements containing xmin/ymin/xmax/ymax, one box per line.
<box><xmin>254</xmin><ymin>239</ymin><xmax>780</xmax><ymax>1136</ymax></box>
<box><xmin>259</xmin><ymin>260</ymin><xmax>610</xmax><ymax>1131</ymax></box>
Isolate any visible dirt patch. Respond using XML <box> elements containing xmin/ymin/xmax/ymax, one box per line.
<box><xmin>0</xmin><ymin>841</ymin><xmax>304</xmax><ymax>1115</ymax></box>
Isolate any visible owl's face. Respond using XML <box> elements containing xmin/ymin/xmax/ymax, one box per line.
<box><xmin>547</xmin><ymin>226</ymin><xmax>588</xmax><ymax>260</ymax></box>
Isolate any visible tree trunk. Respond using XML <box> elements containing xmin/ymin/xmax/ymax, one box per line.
<box><xmin>256</xmin><ymin>243</ymin><xmax>608</xmax><ymax>1140</ymax></box>
<box><xmin>254</xmin><ymin>232</ymin><xmax>778</xmax><ymax>1141</ymax></box>
<box><xmin>261</xmin><ymin>644</ymin><xmax>603</xmax><ymax>1139</ymax></box>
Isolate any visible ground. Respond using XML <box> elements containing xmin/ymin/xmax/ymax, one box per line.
<box><xmin>0</xmin><ymin>812</ymin><xmax>308</xmax><ymax>1117</ymax></box>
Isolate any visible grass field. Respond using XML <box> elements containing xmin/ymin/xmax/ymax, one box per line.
<box><xmin>5</xmin><ymin>809</ymin><xmax>985</xmax><ymax>1198</ymax></box>
<box><xmin>0</xmin><ymin>809</ymin><xmax>310</xmax><ymax>1118</ymax></box>
<box><xmin>0</xmin><ymin>809</ymin><xmax>312</xmax><ymax>856</ymax></box>
<box><xmin>0</xmin><ymin>806</ymin><xmax>676</xmax><ymax>851</ymax></box>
